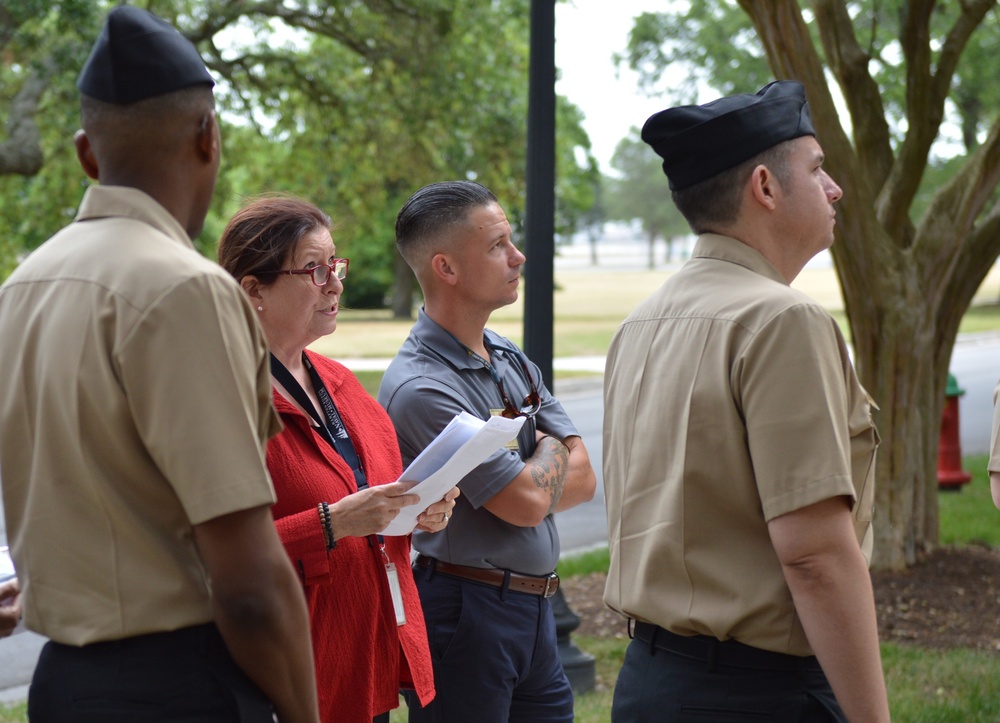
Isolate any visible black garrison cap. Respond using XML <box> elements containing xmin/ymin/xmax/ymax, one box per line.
<box><xmin>77</xmin><ymin>6</ymin><xmax>214</xmax><ymax>104</ymax></box>
<box><xmin>641</xmin><ymin>80</ymin><xmax>814</xmax><ymax>191</ymax></box>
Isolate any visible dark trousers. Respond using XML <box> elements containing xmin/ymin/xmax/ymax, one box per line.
<box><xmin>612</xmin><ymin>624</ymin><xmax>846</xmax><ymax>722</ymax></box>
<box><xmin>402</xmin><ymin>570</ymin><xmax>573</xmax><ymax>723</ymax></box>
<box><xmin>28</xmin><ymin>623</ymin><xmax>275</xmax><ymax>722</ymax></box>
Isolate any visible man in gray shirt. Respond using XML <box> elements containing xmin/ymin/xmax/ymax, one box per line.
<box><xmin>379</xmin><ymin>180</ymin><xmax>596</xmax><ymax>722</ymax></box>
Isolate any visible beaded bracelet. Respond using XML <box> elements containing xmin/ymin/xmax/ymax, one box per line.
<box><xmin>317</xmin><ymin>501</ymin><xmax>336</xmax><ymax>550</ymax></box>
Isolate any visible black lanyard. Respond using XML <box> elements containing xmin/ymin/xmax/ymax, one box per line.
<box><xmin>269</xmin><ymin>352</ymin><xmax>368</xmax><ymax>491</ymax></box>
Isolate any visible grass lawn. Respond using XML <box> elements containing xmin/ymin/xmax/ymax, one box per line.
<box><xmin>317</xmin><ymin>264</ymin><xmax>1000</xmax><ymax>363</ymax></box>
<box><xmin>939</xmin><ymin>454</ymin><xmax>1000</xmax><ymax>546</ymax></box>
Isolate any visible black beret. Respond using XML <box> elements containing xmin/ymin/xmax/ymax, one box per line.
<box><xmin>77</xmin><ymin>6</ymin><xmax>214</xmax><ymax>104</ymax></box>
<box><xmin>642</xmin><ymin>80</ymin><xmax>814</xmax><ymax>191</ymax></box>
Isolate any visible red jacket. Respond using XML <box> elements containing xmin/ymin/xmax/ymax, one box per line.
<box><xmin>266</xmin><ymin>351</ymin><xmax>434</xmax><ymax>722</ymax></box>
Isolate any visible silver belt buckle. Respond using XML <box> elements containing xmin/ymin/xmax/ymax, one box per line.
<box><xmin>542</xmin><ymin>572</ymin><xmax>559</xmax><ymax>598</ymax></box>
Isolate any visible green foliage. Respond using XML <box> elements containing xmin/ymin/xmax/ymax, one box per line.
<box><xmin>0</xmin><ymin>1</ymin><xmax>600</xmax><ymax>310</ymax></box>
<box><xmin>832</xmin><ymin>1</ymin><xmax>1000</xmax><ymax>154</ymax></box>
<box><xmin>200</xmin><ymin>0</ymin><xmax>598</xmax><ymax>307</ymax></box>
<box><xmin>624</xmin><ymin>1</ymin><xmax>1000</xmax><ymax>158</ymax></box>
<box><xmin>0</xmin><ymin>1</ymin><xmax>101</xmax><ymax>275</ymax></box>
<box><xmin>191</xmin><ymin>0</ymin><xmax>536</xmax><ymax>307</ymax></box>
<box><xmin>621</xmin><ymin>0</ymin><xmax>1000</xmax><ymax>226</ymax></box>
<box><xmin>619</xmin><ymin>1</ymin><xmax>771</xmax><ymax>103</ymax></box>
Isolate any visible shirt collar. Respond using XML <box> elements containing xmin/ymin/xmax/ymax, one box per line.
<box><xmin>412</xmin><ymin>307</ymin><xmax>496</xmax><ymax>372</ymax></box>
<box><xmin>691</xmin><ymin>233</ymin><xmax>789</xmax><ymax>286</ymax></box>
<box><xmin>75</xmin><ymin>185</ymin><xmax>195</xmax><ymax>250</ymax></box>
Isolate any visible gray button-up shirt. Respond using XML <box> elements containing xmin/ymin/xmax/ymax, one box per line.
<box><xmin>378</xmin><ymin>309</ymin><xmax>578</xmax><ymax>575</ymax></box>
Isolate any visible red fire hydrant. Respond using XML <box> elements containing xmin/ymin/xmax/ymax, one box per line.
<box><xmin>938</xmin><ymin>372</ymin><xmax>972</xmax><ymax>490</ymax></box>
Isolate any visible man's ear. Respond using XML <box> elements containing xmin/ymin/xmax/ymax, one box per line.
<box><xmin>430</xmin><ymin>252</ymin><xmax>459</xmax><ymax>286</ymax></box>
<box><xmin>195</xmin><ymin>111</ymin><xmax>219</xmax><ymax>164</ymax></box>
<box><xmin>74</xmin><ymin>130</ymin><xmax>99</xmax><ymax>180</ymax></box>
<box><xmin>749</xmin><ymin>164</ymin><xmax>778</xmax><ymax>211</ymax></box>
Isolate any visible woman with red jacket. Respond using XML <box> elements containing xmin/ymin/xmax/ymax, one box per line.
<box><xmin>219</xmin><ymin>196</ymin><xmax>457</xmax><ymax>723</ymax></box>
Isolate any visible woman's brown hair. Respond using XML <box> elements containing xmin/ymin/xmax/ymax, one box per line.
<box><xmin>218</xmin><ymin>195</ymin><xmax>331</xmax><ymax>285</ymax></box>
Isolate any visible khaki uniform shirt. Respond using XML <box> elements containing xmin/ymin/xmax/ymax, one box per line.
<box><xmin>0</xmin><ymin>186</ymin><xmax>280</xmax><ymax>645</ymax></box>
<box><xmin>603</xmin><ymin>234</ymin><xmax>877</xmax><ymax>656</ymax></box>
<box><xmin>989</xmin><ymin>382</ymin><xmax>1000</xmax><ymax>475</ymax></box>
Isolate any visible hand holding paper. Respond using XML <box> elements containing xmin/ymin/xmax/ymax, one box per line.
<box><xmin>415</xmin><ymin>485</ymin><xmax>460</xmax><ymax>533</ymax></box>
<box><xmin>330</xmin><ymin>481</ymin><xmax>420</xmax><ymax>540</ymax></box>
<box><xmin>379</xmin><ymin>412</ymin><xmax>525</xmax><ymax>535</ymax></box>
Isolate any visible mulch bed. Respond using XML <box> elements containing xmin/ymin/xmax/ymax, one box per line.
<box><xmin>561</xmin><ymin>545</ymin><xmax>1000</xmax><ymax>651</ymax></box>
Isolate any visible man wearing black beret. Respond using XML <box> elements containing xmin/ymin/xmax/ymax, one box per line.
<box><xmin>602</xmin><ymin>81</ymin><xmax>890</xmax><ymax>721</ymax></box>
<box><xmin>0</xmin><ymin>7</ymin><xmax>319</xmax><ymax>721</ymax></box>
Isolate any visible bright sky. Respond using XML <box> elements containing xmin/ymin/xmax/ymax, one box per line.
<box><xmin>554</xmin><ymin>1</ymin><xmax>670</xmax><ymax>173</ymax></box>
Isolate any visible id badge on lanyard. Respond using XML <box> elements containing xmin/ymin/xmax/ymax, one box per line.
<box><xmin>381</xmin><ymin>546</ymin><xmax>406</xmax><ymax>626</ymax></box>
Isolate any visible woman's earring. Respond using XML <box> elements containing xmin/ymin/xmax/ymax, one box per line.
<box><xmin>257</xmin><ymin>306</ymin><xmax>264</xmax><ymax>312</ymax></box>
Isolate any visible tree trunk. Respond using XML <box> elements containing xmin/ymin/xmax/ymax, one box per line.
<box><xmin>850</xmin><ymin>265</ymin><xmax>946</xmax><ymax>568</ymax></box>
<box><xmin>390</xmin><ymin>251</ymin><xmax>416</xmax><ymax>320</ymax></box>
<box><xmin>738</xmin><ymin>0</ymin><xmax>1000</xmax><ymax>569</ymax></box>
<box><xmin>0</xmin><ymin>63</ymin><xmax>51</xmax><ymax>177</ymax></box>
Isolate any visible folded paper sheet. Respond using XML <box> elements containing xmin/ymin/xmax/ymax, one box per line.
<box><xmin>380</xmin><ymin>411</ymin><xmax>525</xmax><ymax>535</ymax></box>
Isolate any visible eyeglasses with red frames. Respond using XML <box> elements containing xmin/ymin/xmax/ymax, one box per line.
<box><xmin>272</xmin><ymin>258</ymin><xmax>349</xmax><ymax>286</ymax></box>
<box><xmin>485</xmin><ymin>342</ymin><xmax>542</xmax><ymax>420</ymax></box>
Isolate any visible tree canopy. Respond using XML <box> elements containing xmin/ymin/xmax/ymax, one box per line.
<box><xmin>625</xmin><ymin>0</ymin><xmax>1000</xmax><ymax>569</ymax></box>
<box><xmin>0</xmin><ymin>0</ymin><xmax>599</xmax><ymax>310</ymax></box>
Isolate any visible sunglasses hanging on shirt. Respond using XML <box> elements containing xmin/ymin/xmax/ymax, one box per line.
<box><xmin>447</xmin><ymin>333</ymin><xmax>542</xmax><ymax>420</ymax></box>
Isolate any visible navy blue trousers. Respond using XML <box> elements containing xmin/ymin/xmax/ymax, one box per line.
<box><xmin>28</xmin><ymin>623</ymin><xmax>274</xmax><ymax>722</ymax></box>
<box><xmin>403</xmin><ymin>570</ymin><xmax>573</xmax><ymax>723</ymax></box>
<box><xmin>613</xmin><ymin>634</ymin><xmax>846</xmax><ymax>722</ymax></box>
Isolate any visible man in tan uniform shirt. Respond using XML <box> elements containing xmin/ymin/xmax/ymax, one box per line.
<box><xmin>988</xmin><ymin>382</ymin><xmax>1000</xmax><ymax>508</ymax></box>
<box><xmin>0</xmin><ymin>8</ymin><xmax>319</xmax><ymax>721</ymax></box>
<box><xmin>603</xmin><ymin>81</ymin><xmax>889</xmax><ymax>722</ymax></box>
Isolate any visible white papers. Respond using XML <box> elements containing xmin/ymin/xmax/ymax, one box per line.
<box><xmin>0</xmin><ymin>547</ymin><xmax>13</xmax><ymax>583</ymax></box>
<box><xmin>379</xmin><ymin>411</ymin><xmax>525</xmax><ymax>536</ymax></box>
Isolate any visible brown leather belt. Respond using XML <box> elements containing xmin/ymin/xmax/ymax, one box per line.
<box><xmin>413</xmin><ymin>554</ymin><xmax>559</xmax><ymax>598</ymax></box>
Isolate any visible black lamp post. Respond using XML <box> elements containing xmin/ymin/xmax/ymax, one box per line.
<box><xmin>523</xmin><ymin>0</ymin><xmax>595</xmax><ymax>695</ymax></box>
<box><xmin>523</xmin><ymin>0</ymin><xmax>556</xmax><ymax>390</ymax></box>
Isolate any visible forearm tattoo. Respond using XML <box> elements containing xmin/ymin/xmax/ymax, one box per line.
<box><xmin>531</xmin><ymin>436</ymin><xmax>569</xmax><ymax>515</ymax></box>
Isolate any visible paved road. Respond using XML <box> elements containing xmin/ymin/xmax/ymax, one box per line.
<box><xmin>2</xmin><ymin>334</ymin><xmax>998</xmax><ymax>701</ymax></box>
<box><xmin>948</xmin><ymin>332</ymin><xmax>1000</xmax><ymax>457</ymax></box>
<box><xmin>552</xmin><ymin>382</ymin><xmax>606</xmax><ymax>554</ymax></box>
